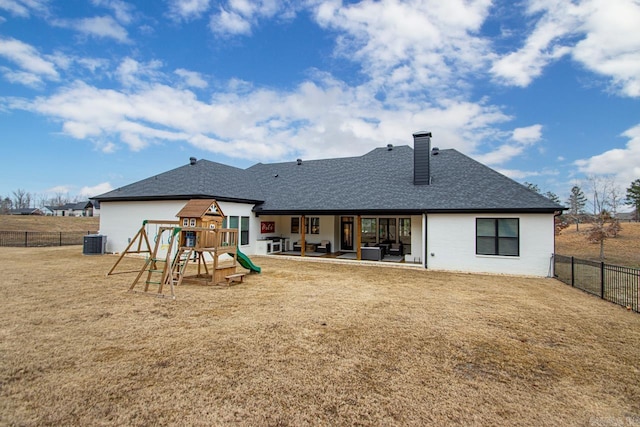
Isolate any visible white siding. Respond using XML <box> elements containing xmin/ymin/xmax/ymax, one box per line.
<box><xmin>425</xmin><ymin>213</ymin><xmax>555</xmax><ymax>277</ymax></box>
<box><xmin>99</xmin><ymin>200</ymin><xmax>255</xmax><ymax>254</ymax></box>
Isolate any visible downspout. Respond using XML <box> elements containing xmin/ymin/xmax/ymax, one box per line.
<box><xmin>423</xmin><ymin>213</ymin><xmax>427</xmax><ymax>269</ymax></box>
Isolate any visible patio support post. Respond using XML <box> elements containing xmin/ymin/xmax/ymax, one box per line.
<box><xmin>356</xmin><ymin>215</ymin><xmax>362</xmax><ymax>260</ymax></box>
<box><xmin>301</xmin><ymin>215</ymin><xmax>306</xmax><ymax>257</ymax></box>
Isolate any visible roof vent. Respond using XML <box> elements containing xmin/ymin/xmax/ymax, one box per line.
<box><xmin>431</xmin><ymin>147</ymin><xmax>439</xmax><ymax>155</ymax></box>
<box><xmin>296</xmin><ymin>159</ymin><xmax>302</xmax><ymax>165</ymax></box>
<box><xmin>189</xmin><ymin>157</ymin><xmax>197</xmax><ymax>165</ymax></box>
<box><xmin>387</xmin><ymin>144</ymin><xmax>393</xmax><ymax>151</ymax></box>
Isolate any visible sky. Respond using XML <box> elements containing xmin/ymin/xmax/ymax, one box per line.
<box><xmin>1</xmin><ymin>0</ymin><xmax>639</xmax><ymax>207</ymax></box>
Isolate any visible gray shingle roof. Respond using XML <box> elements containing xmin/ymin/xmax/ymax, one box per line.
<box><xmin>94</xmin><ymin>146</ymin><xmax>564</xmax><ymax>213</ymax></box>
<box><xmin>94</xmin><ymin>159</ymin><xmax>264</xmax><ymax>203</ymax></box>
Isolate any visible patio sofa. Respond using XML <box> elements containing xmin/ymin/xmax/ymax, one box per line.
<box><xmin>360</xmin><ymin>243</ymin><xmax>383</xmax><ymax>261</ymax></box>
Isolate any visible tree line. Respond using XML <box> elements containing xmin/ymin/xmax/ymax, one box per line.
<box><xmin>526</xmin><ymin>177</ymin><xmax>640</xmax><ymax>260</ymax></box>
<box><xmin>0</xmin><ymin>189</ymin><xmax>86</xmax><ymax>214</ymax></box>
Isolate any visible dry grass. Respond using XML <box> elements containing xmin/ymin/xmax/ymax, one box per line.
<box><xmin>1</xmin><ymin>246</ymin><xmax>639</xmax><ymax>426</ymax></box>
<box><xmin>556</xmin><ymin>222</ymin><xmax>640</xmax><ymax>268</ymax></box>
<box><xmin>0</xmin><ymin>216</ymin><xmax>99</xmax><ymax>232</ymax></box>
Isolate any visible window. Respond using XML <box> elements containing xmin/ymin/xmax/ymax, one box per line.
<box><xmin>291</xmin><ymin>217</ymin><xmax>300</xmax><ymax>234</ymax></box>
<box><xmin>378</xmin><ymin>218</ymin><xmax>396</xmax><ymax>242</ymax></box>
<box><xmin>361</xmin><ymin>218</ymin><xmax>377</xmax><ymax>244</ymax></box>
<box><xmin>304</xmin><ymin>217</ymin><xmax>320</xmax><ymax>234</ymax></box>
<box><xmin>224</xmin><ymin>216</ymin><xmax>249</xmax><ymax>245</ymax></box>
<box><xmin>399</xmin><ymin>218</ymin><xmax>411</xmax><ymax>254</ymax></box>
<box><xmin>476</xmin><ymin>218</ymin><xmax>519</xmax><ymax>256</ymax></box>
<box><xmin>240</xmin><ymin>216</ymin><xmax>249</xmax><ymax>245</ymax></box>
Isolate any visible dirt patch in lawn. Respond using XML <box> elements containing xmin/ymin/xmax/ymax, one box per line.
<box><xmin>1</xmin><ymin>247</ymin><xmax>639</xmax><ymax>426</ymax></box>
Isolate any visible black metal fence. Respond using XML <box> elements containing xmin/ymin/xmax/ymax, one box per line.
<box><xmin>554</xmin><ymin>254</ymin><xmax>639</xmax><ymax>313</ymax></box>
<box><xmin>0</xmin><ymin>231</ymin><xmax>96</xmax><ymax>247</ymax></box>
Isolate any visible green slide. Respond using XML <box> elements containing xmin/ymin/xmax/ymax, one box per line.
<box><xmin>233</xmin><ymin>248</ymin><xmax>261</xmax><ymax>273</ymax></box>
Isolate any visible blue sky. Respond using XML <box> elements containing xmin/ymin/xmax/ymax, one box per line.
<box><xmin>1</xmin><ymin>0</ymin><xmax>639</xmax><ymax>207</ymax></box>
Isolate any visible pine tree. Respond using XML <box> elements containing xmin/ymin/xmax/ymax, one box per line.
<box><xmin>625</xmin><ymin>179</ymin><xmax>640</xmax><ymax>221</ymax></box>
<box><xmin>567</xmin><ymin>185</ymin><xmax>587</xmax><ymax>231</ymax></box>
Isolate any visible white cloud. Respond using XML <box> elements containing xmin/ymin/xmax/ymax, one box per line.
<box><xmin>167</xmin><ymin>0</ymin><xmax>210</xmax><ymax>21</ymax></box>
<box><xmin>512</xmin><ymin>124</ymin><xmax>542</xmax><ymax>144</ymax></box>
<box><xmin>0</xmin><ymin>0</ymin><xmax>48</xmax><ymax>17</ymax></box>
<box><xmin>175</xmin><ymin>68</ymin><xmax>208</xmax><ymax>88</ymax></box>
<box><xmin>0</xmin><ymin>37</ymin><xmax>59</xmax><ymax>79</ymax></box>
<box><xmin>79</xmin><ymin>182</ymin><xmax>113</xmax><ymax>197</ymax></box>
<box><xmin>574</xmin><ymin>124</ymin><xmax>640</xmax><ymax>184</ymax></box>
<box><xmin>45</xmin><ymin>185</ymin><xmax>73</xmax><ymax>194</ymax></box>
<box><xmin>209</xmin><ymin>7</ymin><xmax>252</xmax><ymax>35</ymax></box>
<box><xmin>13</xmin><ymin>71</ymin><xmax>513</xmax><ymax>163</ymax></box>
<box><xmin>0</xmin><ymin>66</ymin><xmax>44</xmax><ymax>87</ymax></box>
<box><xmin>116</xmin><ymin>57</ymin><xmax>163</xmax><ymax>87</ymax></box>
<box><xmin>91</xmin><ymin>0</ymin><xmax>134</xmax><ymax>24</ymax></box>
<box><xmin>474</xmin><ymin>124</ymin><xmax>543</xmax><ymax>166</ymax></box>
<box><xmin>491</xmin><ymin>0</ymin><xmax>640</xmax><ymax>97</ymax></box>
<box><xmin>209</xmin><ymin>0</ymin><xmax>297</xmax><ymax>36</ymax></box>
<box><xmin>74</xmin><ymin>15</ymin><xmax>129</xmax><ymax>42</ymax></box>
<box><xmin>312</xmin><ymin>0</ymin><xmax>493</xmax><ymax>97</ymax></box>
<box><xmin>572</xmin><ymin>0</ymin><xmax>640</xmax><ymax>97</ymax></box>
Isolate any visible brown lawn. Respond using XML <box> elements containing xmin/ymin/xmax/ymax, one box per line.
<box><xmin>0</xmin><ymin>215</ymin><xmax>99</xmax><ymax>232</ymax></box>
<box><xmin>556</xmin><ymin>222</ymin><xmax>640</xmax><ymax>268</ymax></box>
<box><xmin>1</xmin><ymin>245</ymin><xmax>639</xmax><ymax>426</ymax></box>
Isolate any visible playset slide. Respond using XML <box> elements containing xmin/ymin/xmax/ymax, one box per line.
<box><xmin>233</xmin><ymin>248</ymin><xmax>261</xmax><ymax>273</ymax></box>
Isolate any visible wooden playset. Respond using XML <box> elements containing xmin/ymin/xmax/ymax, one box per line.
<box><xmin>108</xmin><ymin>199</ymin><xmax>250</xmax><ymax>299</ymax></box>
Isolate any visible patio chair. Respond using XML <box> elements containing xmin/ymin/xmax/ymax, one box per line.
<box><xmin>388</xmin><ymin>242</ymin><xmax>403</xmax><ymax>256</ymax></box>
<box><xmin>317</xmin><ymin>240</ymin><xmax>331</xmax><ymax>253</ymax></box>
<box><xmin>292</xmin><ymin>241</ymin><xmax>302</xmax><ymax>251</ymax></box>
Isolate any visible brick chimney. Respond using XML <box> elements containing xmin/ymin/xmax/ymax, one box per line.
<box><xmin>413</xmin><ymin>131</ymin><xmax>432</xmax><ymax>185</ymax></box>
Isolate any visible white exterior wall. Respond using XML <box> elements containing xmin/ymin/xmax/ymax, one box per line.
<box><xmin>425</xmin><ymin>213</ymin><xmax>555</xmax><ymax>277</ymax></box>
<box><xmin>406</xmin><ymin>215</ymin><xmax>423</xmax><ymax>263</ymax></box>
<box><xmin>99</xmin><ymin>200</ymin><xmax>255</xmax><ymax>254</ymax></box>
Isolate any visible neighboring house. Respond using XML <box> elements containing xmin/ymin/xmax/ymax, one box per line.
<box><xmin>94</xmin><ymin>133</ymin><xmax>564</xmax><ymax>276</ymax></box>
<box><xmin>616</xmin><ymin>211</ymin><xmax>638</xmax><ymax>222</ymax></box>
<box><xmin>50</xmin><ymin>201</ymin><xmax>100</xmax><ymax>217</ymax></box>
<box><xmin>9</xmin><ymin>208</ymin><xmax>44</xmax><ymax>215</ymax></box>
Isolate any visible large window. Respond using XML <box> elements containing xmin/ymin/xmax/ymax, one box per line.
<box><xmin>291</xmin><ymin>217</ymin><xmax>300</xmax><ymax>234</ymax></box>
<box><xmin>476</xmin><ymin>218</ymin><xmax>519</xmax><ymax>256</ymax></box>
<box><xmin>378</xmin><ymin>218</ymin><xmax>396</xmax><ymax>243</ymax></box>
<box><xmin>361</xmin><ymin>218</ymin><xmax>377</xmax><ymax>244</ymax></box>
<box><xmin>224</xmin><ymin>216</ymin><xmax>250</xmax><ymax>246</ymax></box>
<box><xmin>240</xmin><ymin>216</ymin><xmax>249</xmax><ymax>245</ymax></box>
<box><xmin>305</xmin><ymin>217</ymin><xmax>320</xmax><ymax>234</ymax></box>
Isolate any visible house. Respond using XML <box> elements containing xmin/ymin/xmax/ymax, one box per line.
<box><xmin>94</xmin><ymin>132</ymin><xmax>564</xmax><ymax>276</ymax></box>
<box><xmin>50</xmin><ymin>201</ymin><xmax>100</xmax><ymax>217</ymax></box>
<box><xmin>9</xmin><ymin>208</ymin><xmax>44</xmax><ymax>215</ymax></box>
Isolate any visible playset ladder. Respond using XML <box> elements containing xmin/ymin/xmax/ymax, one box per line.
<box><xmin>129</xmin><ymin>225</ymin><xmax>182</xmax><ymax>299</ymax></box>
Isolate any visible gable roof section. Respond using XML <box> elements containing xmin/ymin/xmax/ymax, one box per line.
<box><xmin>176</xmin><ymin>199</ymin><xmax>225</xmax><ymax>219</ymax></box>
<box><xmin>94</xmin><ymin>146</ymin><xmax>564</xmax><ymax>214</ymax></box>
<box><xmin>94</xmin><ymin>159</ymin><xmax>264</xmax><ymax>203</ymax></box>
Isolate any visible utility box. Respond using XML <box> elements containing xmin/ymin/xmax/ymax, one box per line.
<box><xmin>83</xmin><ymin>234</ymin><xmax>107</xmax><ymax>255</ymax></box>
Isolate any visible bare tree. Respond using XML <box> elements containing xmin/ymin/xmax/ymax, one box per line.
<box><xmin>48</xmin><ymin>192</ymin><xmax>69</xmax><ymax>207</ymax></box>
<box><xmin>586</xmin><ymin>176</ymin><xmax>622</xmax><ymax>260</ymax></box>
<box><xmin>12</xmin><ymin>189</ymin><xmax>31</xmax><ymax>209</ymax></box>
<box><xmin>0</xmin><ymin>197</ymin><xmax>12</xmax><ymax>214</ymax></box>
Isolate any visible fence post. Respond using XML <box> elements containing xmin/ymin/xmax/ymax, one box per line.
<box><xmin>571</xmin><ymin>256</ymin><xmax>575</xmax><ymax>287</ymax></box>
<box><xmin>24</xmin><ymin>231</ymin><xmax>28</xmax><ymax>247</ymax></box>
<box><xmin>59</xmin><ymin>232</ymin><xmax>62</xmax><ymax>246</ymax></box>
<box><xmin>600</xmin><ymin>262</ymin><xmax>605</xmax><ymax>299</ymax></box>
